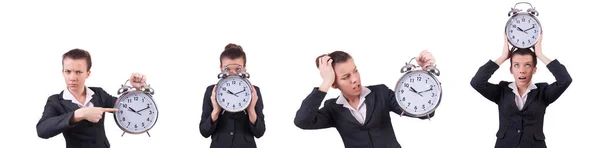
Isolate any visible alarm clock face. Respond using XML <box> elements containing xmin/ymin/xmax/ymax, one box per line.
<box><xmin>216</xmin><ymin>76</ymin><xmax>252</xmax><ymax>112</ymax></box>
<box><xmin>395</xmin><ymin>71</ymin><xmax>442</xmax><ymax>116</ymax></box>
<box><xmin>506</xmin><ymin>13</ymin><xmax>541</xmax><ymax>49</ymax></box>
<box><xmin>114</xmin><ymin>91</ymin><xmax>158</xmax><ymax>134</ymax></box>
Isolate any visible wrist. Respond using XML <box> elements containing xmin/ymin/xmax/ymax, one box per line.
<box><xmin>211</xmin><ymin>110</ymin><xmax>220</xmax><ymax>122</ymax></box>
<box><xmin>72</xmin><ymin>109</ymin><xmax>84</xmax><ymax>123</ymax></box>
<box><xmin>319</xmin><ymin>81</ymin><xmax>333</xmax><ymax>92</ymax></box>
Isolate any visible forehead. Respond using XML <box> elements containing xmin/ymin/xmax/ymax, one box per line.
<box><xmin>511</xmin><ymin>54</ymin><xmax>534</xmax><ymax>63</ymax></box>
<box><xmin>221</xmin><ymin>57</ymin><xmax>245</xmax><ymax>65</ymax></box>
<box><xmin>63</xmin><ymin>58</ymin><xmax>87</xmax><ymax>69</ymax></box>
<box><xmin>333</xmin><ymin>58</ymin><xmax>356</xmax><ymax>76</ymax></box>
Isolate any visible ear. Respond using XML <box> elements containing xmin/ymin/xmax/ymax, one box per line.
<box><xmin>86</xmin><ymin>70</ymin><xmax>91</xmax><ymax>79</ymax></box>
<box><xmin>331</xmin><ymin>82</ymin><xmax>338</xmax><ymax>89</ymax></box>
<box><xmin>532</xmin><ymin>67</ymin><xmax>537</xmax><ymax>75</ymax></box>
<box><xmin>509</xmin><ymin>66</ymin><xmax>513</xmax><ymax>74</ymax></box>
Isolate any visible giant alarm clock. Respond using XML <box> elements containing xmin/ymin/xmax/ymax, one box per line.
<box><xmin>215</xmin><ymin>64</ymin><xmax>253</xmax><ymax>113</ymax></box>
<box><xmin>505</xmin><ymin>2</ymin><xmax>542</xmax><ymax>50</ymax></box>
<box><xmin>113</xmin><ymin>79</ymin><xmax>158</xmax><ymax>137</ymax></box>
<box><xmin>394</xmin><ymin>57</ymin><xmax>441</xmax><ymax>119</ymax></box>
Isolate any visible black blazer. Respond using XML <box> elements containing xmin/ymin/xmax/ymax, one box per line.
<box><xmin>36</xmin><ymin>87</ymin><xmax>119</xmax><ymax>148</ymax></box>
<box><xmin>470</xmin><ymin>60</ymin><xmax>572</xmax><ymax>148</ymax></box>
<box><xmin>199</xmin><ymin>84</ymin><xmax>266</xmax><ymax>148</ymax></box>
<box><xmin>294</xmin><ymin>84</ymin><xmax>433</xmax><ymax>148</ymax></box>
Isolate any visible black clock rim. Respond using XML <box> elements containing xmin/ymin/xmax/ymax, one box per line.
<box><xmin>215</xmin><ymin>75</ymin><xmax>254</xmax><ymax>113</ymax></box>
<box><xmin>504</xmin><ymin>12</ymin><xmax>543</xmax><ymax>49</ymax></box>
<box><xmin>393</xmin><ymin>70</ymin><xmax>442</xmax><ymax>117</ymax></box>
<box><xmin>113</xmin><ymin>91</ymin><xmax>159</xmax><ymax>134</ymax></box>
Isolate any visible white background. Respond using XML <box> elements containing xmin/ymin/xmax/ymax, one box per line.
<box><xmin>0</xmin><ymin>0</ymin><xmax>597</xmax><ymax>147</ymax></box>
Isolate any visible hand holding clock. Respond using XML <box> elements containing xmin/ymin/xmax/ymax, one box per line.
<box><xmin>495</xmin><ymin>34</ymin><xmax>512</xmax><ymax>66</ymax></box>
<box><xmin>416</xmin><ymin>50</ymin><xmax>436</xmax><ymax>68</ymax></box>
<box><xmin>210</xmin><ymin>86</ymin><xmax>221</xmax><ymax>122</ymax></box>
<box><xmin>129</xmin><ymin>73</ymin><xmax>147</xmax><ymax>90</ymax></box>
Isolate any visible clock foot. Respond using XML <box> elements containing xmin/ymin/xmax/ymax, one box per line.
<box><xmin>147</xmin><ymin>132</ymin><xmax>151</xmax><ymax>137</ymax></box>
<box><xmin>121</xmin><ymin>131</ymin><xmax>126</xmax><ymax>137</ymax></box>
<box><xmin>221</xmin><ymin>110</ymin><xmax>225</xmax><ymax>115</ymax></box>
<box><xmin>427</xmin><ymin>114</ymin><xmax>431</xmax><ymax>121</ymax></box>
<box><xmin>243</xmin><ymin>110</ymin><xmax>247</xmax><ymax>114</ymax></box>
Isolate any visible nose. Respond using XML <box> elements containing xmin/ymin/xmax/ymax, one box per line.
<box><xmin>68</xmin><ymin>73</ymin><xmax>77</xmax><ymax>82</ymax></box>
<box><xmin>350</xmin><ymin>74</ymin><xmax>358</xmax><ymax>84</ymax></box>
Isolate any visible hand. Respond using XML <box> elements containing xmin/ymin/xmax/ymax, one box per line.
<box><xmin>318</xmin><ymin>55</ymin><xmax>335</xmax><ymax>92</ymax></box>
<box><xmin>534</xmin><ymin>32</ymin><xmax>543</xmax><ymax>57</ymax></box>
<box><xmin>210</xmin><ymin>86</ymin><xmax>221</xmax><ymax>122</ymax></box>
<box><xmin>136</xmin><ymin>106</ymin><xmax>150</xmax><ymax>113</ymax></box>
<box><xmin>129</xmin><ymin>73</ymin><xmax>147</xmax><ymax>90</ymax></box>
<box><xmin>234</xmin><ymin>88</ymin><xmax>246</xmax><ymax>95</ymax></box>
<box><xmin>74</xmin><ymin>107</ymin><xmax>118</xmax><ymax>123</ymax></box>
<box><xmin>416</xmin><ymin>50</ymin><xmax>435</xmax><ymax>68</ymax></box>
<box><xmin>128</xmin><ymin>107</ymin><xmax>142</xmax><ymax>115</ymax></box>
<box><xmin>495</xmin><ymin>34</ymin><xmax>511</xmax><ymax>65</ymax></box>
<box><xmin>247</xmin><ymin>86</ymin><xmax>259</xmax><ymax>124</ymax></box>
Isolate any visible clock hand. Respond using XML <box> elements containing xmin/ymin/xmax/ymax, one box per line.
<box><xmin>234</xmin><ymin>88</ymin><xmax>246</xmax><ymax>95</ymax></box>
<box><xmin>227</xmin><ymin>90</ymin><xmax>239</xmax><ymax>97</ymax></box>
<box><xmin>136</xmin><ymin>106</ymin><xmax>150</xmax><ymax>113</ymax></box>
<box><xmin>128</xmin><ymin>107</ymin><xmax>142</xmax><ymax>115</ymax></box>
<box><xmin>409</xmin><ymin>87</ymin><xmax>423</xmax><ymax>97</ymax></box>
<box><xmin>418</xmin><ymin>88</ymin><xmax>434</xmax><ymax>94</ymax></box>
<box><xmin>523</xmin><ymin>25</ymin><xmax>535</xmax><ymax>32</ymax></box>
<box><xmin>516</xmin><ymin>27</ymin><xmax>528</xmax><ymax>34</ymax></box>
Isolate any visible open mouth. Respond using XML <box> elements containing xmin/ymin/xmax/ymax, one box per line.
<box><xmin>518</xmin><ymin>76</ymin><xmax>526</xmax><ymax>80</ymax></box>
<box><xmin>353</xmin><ymin>84</ymin><xmax>361</xmax><ymax>90</ymax></box>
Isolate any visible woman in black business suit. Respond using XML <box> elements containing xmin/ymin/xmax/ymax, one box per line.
<box><xmin>199</xmin><ymin>43</ymin><xmax>266</xmax><ymax>148</ymax></box>
<box><xmin>294</xmin><ymin>50</ymin><xmax>436</xmax><ymax>148</ymax></box>
<box><xmin>470</xmin><ymin>34</ymin><xmax>572</xmax><ymax>148</ymax></box>
<box><xmin>36</xmin><ymin>48</ymin><xmax>148</xmax><ymax>148</ymax></box>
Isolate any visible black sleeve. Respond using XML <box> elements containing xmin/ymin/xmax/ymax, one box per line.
<box><xmin>542</xmin><ymin>60</ymin><xmax>573</xmax><ymax>104</ymax></box>
<box><xmin>199</xmin><ymin>85</ymin><xmax>218</xmax><ymax>138</ymax></box>
<box><xmin>96</xmin><ymin>87</ymin><xmax>119</xmax><ymax>108</ymax></box>
<box><xmin>36</xmin><ymin>95</ymin><xmax>77</xmax><ymax>139</ymax></box>
<box><xmin>248</xmin><ymin>86</ymin><xmax>266</xmax><ymax>138</ymax></box>
<box><xmin>293</xmin><ymin>88</ymin><xmax>335</xmax><ymax>129</ymax></box>
<box><xmin>470</xmin><ymin>60</ymin><xmax>503</xmax><ymax>104</ymax></box>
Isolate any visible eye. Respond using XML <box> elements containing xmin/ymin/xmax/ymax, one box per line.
<box><xmin>525</xmin><ymin>64</ymin><xmax>531</xmax><ymax>67</ymax></box>
<box><xmin>64</xmin><ymin>70</ymin><xmax>71</xmax><ymax>73</ymax></box>
<box><xmin>513</xmin><ymin>64</ymin><xmax>519</xmax><ymax>68</ymax></box>
<box><xmin>76</xmin><ymin>71</ymin><xmax>83</xmax><ymax>74</ymax></box>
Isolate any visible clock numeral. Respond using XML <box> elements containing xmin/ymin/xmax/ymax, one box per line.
<box><xmin>239</xmin><ymin>103</ymin><xmax>242</xmax><ymax>107</ymax></box>
<box><xmin>134</xmin><ymin>97</ymin><xmax>139</xmax><ymax>101</ymax></box>
<box><xmin>149</xmin><ymin>111</ymin><xmax>154</xmax><ymax>115</ymax></box>
<box><xmin>417</xmin><ymin>77</ymin><xmax>421</xmax><ymax>81</ymax></box>
<box><xmin>134</xmin><ymin>124</ymin><xmax>138</xmax><ymax>128</ymax></box>
<box><xmin>422</xmin><ymin>104</ymin><xmax>425</xmax><ymax>109</ymax></box>
<box><xmin>122</xmin><ymin>104</ymin><xmax>127</xmax><ymax>108</ymax></box>
<box><xmin>219</xmin><ymin>93</ymin><xmax>223</xmax><ymax>96</ymax></box>
<box><xmin>407</xmin><ymin>102</ymin><xmax>411</xmax><ymax>106</ymax></box>
<box><xmin>512</xmin><ymin>24</ymin><xmax>516</xmax><ymax>28</ymax></box>
<box><xmin>528</xmin><ymin>40</ymin><xmax>531</xmax><ymax>43</ymax></box>
<box><xmin>127</xmin><ymin>99</ymin><xmax>131</xmax><ymax>103</ymax></box>
<box><xmin>400</xmin><ymin>89</ymin><xmax>404</xmax><ymax>94</ymax></box>
<box><xmin>147</xmin><ymin>118</ymin><xmax>150</xmax><ymax>121</ymax></box>
<box><xmin>532</xmin><ymin>36</ymin><xmax>535</xmax><ymax>39</ymax></box>
<box><xmin>142</xmin><ymin>98</ymin><xmax>144</xmax><ymax>102</ymax></box>
<box><xmin>410</xmin><ymin>79</ymin><xmax>414</xmax><ymax>83</ymax></box>
<box><xmin>512</xmin><ymin>36</ymin><xmax>515</xmax><ymax>39</ymax></box>
<box><xmin>122</xmin><ymin>117</ymin><xmax>126</xmax><ymax>121</ymax></box>
<box><xmin>226</xmin><ymin>102</ymin><xmax>229</xmax><ymax>106</ymax></box>
<box><xmin>402</xmin><ymin>97</ymin><xmax>405</xmax><ymax>101</ymax></box>
<box><xmin>222</xmin><ymin>87</ymin><xmax>226</xmax><ymax>91</ymax></box>
<box><xmin>239</xmin><ymin>82</ymin><xmax>241</xmax><ymax>86</ymax></box>
<box><xmin>534</xmin><ymin>30</ymin><xmax>537</xmax><ymax>33</ymax></box>
<box><xmin>221</xmin><ymin>99</ymin><xmax>225</xmax><ymax>102</ymax></box>
<box><xmin>233</xmin><ymin>104</ymin><xmax>236</xmax><ymax>108</ymax></box>
<box><xmin>246</xmin><ymin>92</ymin><xmax>249</xmax><ymax>96</ymax></box>
<box><xmin>509</xmin><ymin>30</ymin><xmax>513</xmax><ymax>33</ymax></box>
<box><xmin>142</xmin><ymin>122</ymin><xmax>145</xmax><ymax>127</ymax></box>
<box><xmin>521</xmin><ymin>18</ymin><xmax>525</xmax><ymax>22</ymax></box>
<box><xmin>522</xmin><ymin>41</ymin><xmax>525</xmax><ymax>45</ymax></box>
<box><xmin>414</xmin><ymin>106</ymin><xmax>417</xmax><ymax>110</ymax></box>
<box><xmin>425</xmin><ymin>79</ymin><xmax>428</xmax><ymax>83</ymax></box>
<box><xmin>232</xmin><ymin>81</ymin><xmax>236</xmax><ymax>85</ymax></box>
<box><xmin>516</xmin><ymin>20</ymin><xmax>520</xmax><ymax>24</ymax></box>
<box><xmin>428</xmin><ymin>100</ymin><xmax>432</xmax><ymax>104</ymax></box>
<box><xmin>404</xmin><ymin>83</ymin><xmax>409</xmax><ymax>88</ymax></box>
<box><xmin>431</xmin><ymin>93</ymin><xmax>435</xmax><ymax>97</ymax></box>
<box><xmin>119</xmin><ymin>110</ymin><xmax>123</xmax><ymax>114</ymax></box>
<box><xmin>147</xmin><ymin>103</ymin><xmax>151</xmax><ymax>108</ymax></box>
<box><xmin>243</xmin><ymin>99</ymin><xmax>246</xmax><ymax>102</ymax></box>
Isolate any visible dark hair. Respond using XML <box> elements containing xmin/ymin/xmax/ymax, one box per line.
<box><xmin>62</xmin><ymin>48</ymin><xmax>92</xmax><ymax>71</ymax></box>
<box><xmin>510</xmin><ymin>48</ymin><xmax>537</xmax><ymax>67</ymax></box>
<box><xmin>220</xmin><ymin>43</ymin><xmax>246</xmax><ymax>66</ymax></box>
<box><xmin>315</xmin><ymin>51</ymin><xmax>352</xmax><ymax>69</ymax></box>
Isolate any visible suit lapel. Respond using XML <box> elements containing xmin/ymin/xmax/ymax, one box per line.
<box><xmin>58</xmin><ymin>91</ymin><xmax>81</xmax><ymax>112</ymax></box>
<box><xmin>363</xmin><ymin>93</ymin><xmax>375</xmax><ymax>125</ymax></box>
<box><xmin>521</xmin><ymin>89</ymin><xmax>538</xmax><ymax>111</ymax></box>
<box><xmin>336</xmin><ymin>103</ymin><xmax>361</xmax><ymax>125</ymax></box>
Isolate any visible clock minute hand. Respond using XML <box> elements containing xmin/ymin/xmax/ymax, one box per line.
<box><xmin>418</xmin><ymin>88</ymin><xmax>434</xmax><ymax>94</ymax></box>
<box><xmin>523</xmin><ymin>25</ymin><xmax>535</xmax><ymax>32</ymax></box>
<box><xmin>137</xmin><ymin>106</ymin><xmax>150</xmax><ymax>113</ymax></box>
<box><xmin>234</xmin><ymin>88</ymin><xmax>246</xmax><ymax>95</ymax></box>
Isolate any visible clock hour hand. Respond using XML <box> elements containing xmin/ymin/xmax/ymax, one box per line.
<box><xmin>409</xmin><ymin>87</ymin><xmax>423</xmax><ymax>97</ymax></box>
<box><xmin>517</xmin><ymin>27</ymin><xmax>528</xmax><ymax>34</ymax></box>
<box><xmin>227</xmin><ymin>90</ymin><xmax>239</xmax><ymax>97</ymax></box>
<box><xmin>128</xmin><ymin>107</ymin><xmax>142</xmax><ymax>115</ymax></box>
